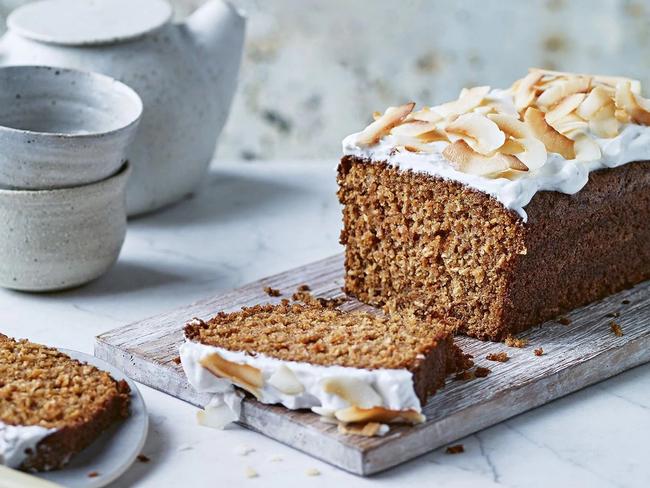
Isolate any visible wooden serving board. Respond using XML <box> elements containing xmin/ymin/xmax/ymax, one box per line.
<box><xmin>95</xmin><ymin>254</ymin><xmax>650</xmax><ymax>475</ymax></box>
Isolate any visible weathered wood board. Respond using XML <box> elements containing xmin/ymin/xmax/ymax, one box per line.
<box><xmin>95</xmin><ymin>254</ymin><xmax>650</xmax><ymax>475</ymax></box>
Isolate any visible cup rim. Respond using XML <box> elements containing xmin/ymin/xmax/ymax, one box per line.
<box><xmin>0</xmin><ymin>66</ymin><xmax>143</xmax><ymax>139</ymax></box>
<box><xmin>0</xmin><ymin>161</ymin><xmax>131</xmax><ymax>198</ymax></box>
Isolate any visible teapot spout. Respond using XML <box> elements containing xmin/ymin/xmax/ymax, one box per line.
<box><xmin>183</xmin><ymin>0</ymin><xmax>246</xmax><ymax>100</ymax></box>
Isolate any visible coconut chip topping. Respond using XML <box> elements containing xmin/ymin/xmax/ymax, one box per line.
<box><xmin>347</xmin><ymin>68</ymin><xmax>650</xmax><ymax>178</ymax></box>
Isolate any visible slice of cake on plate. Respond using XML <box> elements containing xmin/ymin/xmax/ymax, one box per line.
<box><xmin>339</xmin><ymin>69</ymin><xmax>650</xmax><ymax>341</ymax></box>
<box><xmin>0</xmin><ymin>334</ymin><xmax>130</xmax><ymax>471</ymax></box>
<box><xmin>180</xmin><ymin>302</ymin><xmax>467</xmax><ymax>434</ymax></box>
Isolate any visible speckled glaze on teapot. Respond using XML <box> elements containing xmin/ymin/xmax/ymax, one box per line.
<box><xmin>0</xmin><ymin>0</ymin><xmax>246</xmax><ymax>216</ymax></box>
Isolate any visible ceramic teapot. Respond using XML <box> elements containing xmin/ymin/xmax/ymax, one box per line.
<box><xmin>0</xmin><ymin>0</ymin><xmax>245</xmax><ymax>216</ymax></box>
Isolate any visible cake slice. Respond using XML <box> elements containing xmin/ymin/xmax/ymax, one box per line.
<box><xmin>180</xmin><ymin>302</ymin><xmax>466</xmax><ymax>432</ymax></box>
<box><xmin>339</xmin><ymin>69</ymin><xmax>650</xmax><ymax>341</ymax></box>
<box><xmin>0</xmin><ymin>335</ymin><xmax>130</xmax><ymax>471</ymax></box>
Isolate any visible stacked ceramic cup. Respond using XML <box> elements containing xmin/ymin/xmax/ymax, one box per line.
<box><xmin>0</xmin><ymin>66</ymin><xmax>143</xmax><ymax>291</ymax></box>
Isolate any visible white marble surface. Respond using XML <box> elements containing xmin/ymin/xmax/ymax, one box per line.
<box><xmin>1</xmin><ymin>160</ymin><xmax>648</xmax><ymax>488</ymax></box>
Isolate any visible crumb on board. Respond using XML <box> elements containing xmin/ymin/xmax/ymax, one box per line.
<box><xmin>504</xmin><ymin>335</ymin><xmax>529</xmax><ymax>348</ymax></box>
<box><xmin>446</xmin><ymin>444</ymin><xmax>464</xmax><ymax>454</ymax></box>
<box><xmin>137</xmin><ymin>454</ymin><xmax>150</xmax><ymax>463</ymax></box>
<box><xmin>244</xmin><ymin>467</ymin><xmax>258</xmax><ymax>478</ymax></box>
<box><xmin>534</xmin><ymin>348</ymin><xmax>544</xmax><ymax>356</ymax></box>
<box><xmin>172</xmin><ymin>356</ymin><xmax>181</xmax><ymax>365</ymax></box>
<box><xmin>291</xmin><ymin>290</ymin><xmax>346</xmax><ymax>309</ymax></box>
<box><xmin>264</xmin><ymin>286</ymin><xmax>281</xmax><ymax>297</ymax></box>
<box><xmin>305</xmin><ymin>468</ymin><xmax>321</xmax><ymax>476</ymax></box>
<box><xmin>558</xmin><ymin>316</ymin><xmax>571</xmax><ymax>325</ymax></box>
<box><xmin>621</xmin><ymin>299</ymin><xmax>630</xmax><ymax>305</ymax></box>
<box><xmin>486</xmin><ymin>352</ymin><xmax>509</xmax><ymax>362</ymax></box>
<box><xmin>88</xmin><ymin>472</ymin><xmax>99</xmax><ymax>478</ymax></box>
<box><xmin>610</xmin><ymin>321</ymin><xmax>624</xmax><ymax>337</ymax></box>
<box><xmin>474</xmin><ymin>366</ymin><xmax>491</xmax><ymax>378</ymax></box>
<box><xmin>297</xmin><ymin>284</ymin><xmax>311</xmax><ymax>292</ymax></box>
<box><xmin>454</xmin><ymin>369</ymin><xmax>475</xmax><ymax>381</ymax></box>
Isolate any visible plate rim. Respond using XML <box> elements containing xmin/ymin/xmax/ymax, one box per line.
<box><xmin>34</xmin><ymin>348</ymin><xmax>149</xmax><ymax>488</ymax></box>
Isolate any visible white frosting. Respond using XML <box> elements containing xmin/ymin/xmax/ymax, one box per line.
<box><xmin>179</xmin><ymin>339</ymin><xmax>421</xmax><ymax>425</ymax></box>
<box><xmin>0</xmin><ymin>421</ymin><xmax>56</xmax><ymax>468</ymax></box>
<box><xmin>342</xmin><ymin>89</ymin><xmax>650</xmax><ymax>221</ymax></box>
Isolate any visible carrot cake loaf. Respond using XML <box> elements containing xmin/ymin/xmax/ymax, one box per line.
<box><xmin>339</xmin><ymin>69</ymin><xmax>650</xmax><ymax>341</ymax></box>
<box><xmin>0</xmin><ymin>334</ymin><xmax>130</xmax><ymax>471</ymax></box>
<box><xmin>180</xmin><ymin>303</ymin><xmax>465</xmax><ymax>432</ymax></box>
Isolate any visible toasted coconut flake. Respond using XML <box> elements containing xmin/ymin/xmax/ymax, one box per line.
<box><xmin>390</xmin><ymin>120</ymin><xmax>448</xmax><ymax>142</ymax></box>
<box><xmin>552</xmin><ymin>113</ymin><xmax>589</xmax><ymax>135</ymax></box>
<box><xmin>353</xmin><ymin>102</ymin><xmax>415</xmax><ymax>146</ymax></box>
<box><xmin>589</xmin><ymin>102</ymin><xmax>619</xmax><ymax>138</ymax></box>
<box><xmin>322</xmin><ymin>377</ymin><xmax>382</xmax><ymax>408</ymax></box>
<box><xmin>433</xmin><ymin>86</ymin><xmax>490</xmax><ymax>118</ymax></box>
<box><xmin>576</xmin><ymin>86</ymin><xmax>612</xmax><ymax>119</ymax></box>
<box><xmin>407</xmin><ymin>107</ymin><xmax>443</xmax><ymax>123</ymax></box>
<box><xmin>573</xmin><ymin>133</ymin><xmax>601</xmax><ymax>161</ymax></box>
<box><xmin>530</xmin><ymin>68</ymin><xmax>641</xmax><ymax>94</ymax></box>
<box><xmin>545</xmin><ymin>93</ymin><xmax>586</xmax><ymax>124</ymax></box>
<box><xmin>524</xmin><ymin>107</ymin><xmax>575</xmax><ymax>159</ymax></box>
<box><xmin>397</xmin><ymin>138</ymin><xmax>441</xmax><ymax>153</ymax></box>
<box><xmin>499</xmin><ymin>138</ymin><xmax>525</xmax><ymax>155</ymax></box>
<box><xmin>445</xmin><ymin>113</ymin><xmax>505</xmax><ymax>154</ymax></box>
<box><xmin>513</xmin><ymin>137</ymin><xmax>547</xmax><ymax>171</ymax></box>
<box><xmin>488</xmin><ymin>113</ymin><xmax>529</xmax><ymax>138</ymax></box>
<box><xmin>200</xmin><ymin>353</ymin><xmax>264</xmax><ymax>399</ymax></box>
<box><xmin>615</xmin><ymin>81</ymin><xmax>650</xmax><ymax>125</ymax></box>
<box><xmin>443</xmin><ymin>140</ymin><xmax>527</xmax><ymax>176</ymax></box>
<box><xmin>536</xmin><ymin>76</ymin><xmax>591</xmax><ymax>108</ymax></box>
<box><xmin>267</xmin><ymin>365</ymin><xmax>304</xmax><ymax>395</ymax></box>
<box><xmin>334</xmin><ymin>406</ymin><xmax>425</xmax><ymax>425</ymax></box>
<box><xmin>513</xmin><ymin>71</ymin><xmax>543</xmax><ymax>112</ymax></box>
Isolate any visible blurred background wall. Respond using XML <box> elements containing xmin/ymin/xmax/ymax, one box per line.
<box><xmin>1</xmin><ymin>0</ymin><xmax>649</xmax><ymax>161</ymax></box>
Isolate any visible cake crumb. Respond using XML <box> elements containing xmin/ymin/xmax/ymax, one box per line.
<box><xmin>235</xmin><ymin>445</ymin><xmax>256</xmax><ymax>456</ymax></box>
<box><xmin>454</xmin><ymin>369</ymin><xmax>475</xmax><ymax>381</ymax></box>
<box><xmin>137</xmin><ymin>454</ymin><xmax>150</xmax><ymax>463</ymax></box>
<box><xmin>486</xmin><ymin>352</ymin><xmax>509</xmax><ymax>363</ymax></box>
<box><xmin>534</xmin><ymin>348</ymin><xmax>544</xmax><ymax>356</ymax></box>
<box><xmin>446</xmin><ymin>444</ymin><xmax>464</xmax><ymax>454</ymax></box>
<box><xmin>172</xmin><ymin>356</ymin><xmax>181</xmax><ymax>365</ymax></box>
<box><xmin>244</xmin><ymin>467</ymin><xmax>258</xmax><ymax>478</ymax></box>
<box><xmin>297</xmin><ymin>284</ymin><xmax>311</xmax><ymax>292</ymax></box>
<box><xmin>306</xmin><ymin>468</ymin><xmax>321</xmax><ymax>476</ymax></box>
<box><xmin>504</xmin><ymin>335</ymin><xmax>529</xmax><ymax>348</ymax></box>
<box><xmin>264</xmin><ymin>286</ymin><xmax>281</xmax><ymax>297</ymax></box>
<box><xmin>558</xmin><ymin>316</ymin><xmax>571</xmax><ymax>325</ymax></box>
<box><xmin>474</xmin><ymin>366</ymin><xmax>491</xmax><ymax>378</ymax></box>
<box><xmin>269</xmin><ymin>456</ymin><xmax>283</xmax><ymax>462</ymax></box>
<box><xmin>88</xmin><ymin>472</ymin><xmax>99</xmax><ymax>478</ymax></box>
<box><xmin>621</xmin><ymin>299</ymin><xmax>630</xmax><ymax>305</ymax></box>
<box><xmin>610</xmin><ymin>321</ymin><xmax>624</xmax><ymax>337</ymax></box>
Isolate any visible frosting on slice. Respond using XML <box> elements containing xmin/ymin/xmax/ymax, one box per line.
<box><xmin>179</xmin><ymin>339</ymin><xmax>424</xmax><ymax>430</ymax></box>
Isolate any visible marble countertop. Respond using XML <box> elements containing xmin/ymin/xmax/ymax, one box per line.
<box><xmin>1</xmin><ymin>160</ymin><xmax>648</xmax><ymax>488</ymax></box>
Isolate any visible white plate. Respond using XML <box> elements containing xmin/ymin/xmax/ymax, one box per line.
<box><xmin>35</xmin><ymin>349</ymin><xmax>149</xmax><ymax>488</ymax></box>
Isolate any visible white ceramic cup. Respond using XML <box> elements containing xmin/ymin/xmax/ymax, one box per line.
<box><xmin>0</xmin><ymin>66</ymin><xmax>142</xmax><ymax>189</ymax></box>
<box><xmin>0</xmin><ymin>163</ymin><xmax>131</xmax><ymax>291</ymax></box>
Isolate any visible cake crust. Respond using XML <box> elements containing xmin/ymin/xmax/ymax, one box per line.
<box><xmin>338</xmin><ymin>156</ymin><xmax>650</xmax><ymax>340</ymax></box>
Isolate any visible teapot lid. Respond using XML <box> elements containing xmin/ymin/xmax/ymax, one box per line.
<box><xmin>7</xmin><ymin>0</ymin><xmax>173</xmax><ymax>46</ymax></box>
